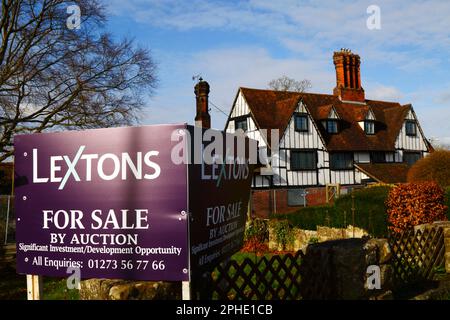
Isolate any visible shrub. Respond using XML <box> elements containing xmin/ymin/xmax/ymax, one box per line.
<box><xmin>270</xmin><ymin>220</ymin><xmax>295</xmax><ymax>251</ymax></box>
<box><xmin>446</xmin><ymin>187</ymin><xmax>450</xmax><ymax>220</ymax></box>
<box><xmin>386</xmin><ymin>182</ymin><xmax>448</xmax><ymax>233</ymax></box>
<box><xmin>244</xmin><ymin>218</ymin><xmax>269</xmax><ymax>243</ymax></box>
<box><xmin>407</xmin><ymin>150</ymin><xmax>450</xmax><ymax>188</ymax></box>
<box><xmin>241</xmin><ymin>237</ymin><xmax>269</xmax><ymax>255</ymax></box>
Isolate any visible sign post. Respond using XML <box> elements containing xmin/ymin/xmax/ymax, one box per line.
<box><xmin>26</xmin><ymin>275</ymin><xmax>42</xmax><ymax>300</ymax></box>
<box><xmin>181</xmin><ymin>281</ymin><xmax>191</xmax><ymax>300</ymax></box>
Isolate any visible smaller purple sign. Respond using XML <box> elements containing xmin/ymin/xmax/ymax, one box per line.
<box><xmin>188</xmin><ymin>127</ymin><xmax>256</xmax><ymax>272</ymax></box>
<box><xmin>14</xmin><ymin>124</ymin><xmax>189</xmax><ymax>281</ymax></box>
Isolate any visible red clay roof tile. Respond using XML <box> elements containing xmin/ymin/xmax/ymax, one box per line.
<box><xmin>355</xmin><ymin>163</ymin><xmax>410</xmax><ymax>183</ymax></box>
<box><xmin>239</xmin><ymin>87</ymin><xmax>414</xmax><ymax>152</ymax></box>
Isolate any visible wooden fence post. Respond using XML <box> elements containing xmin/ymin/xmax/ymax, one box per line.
<box><xmin>433</xmin><ymin>222</ymin><xmax>450</xmax><ymax>273</ymax></box>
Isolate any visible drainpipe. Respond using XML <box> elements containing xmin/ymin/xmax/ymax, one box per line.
<box><xmin>273</xmin><ymin>189</ymin><xmax>277</xmax><ymax>215</ymax></box>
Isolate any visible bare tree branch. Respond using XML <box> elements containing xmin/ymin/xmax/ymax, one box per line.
<box><xmin>268</xmin><ymin>75</ymin><xmax>311</xmax><ymax>93</ymax></box>
<box><xmin>0</xmin><ymin>0</ymin><xmax>158</xmax><ymax>162</ymax></box>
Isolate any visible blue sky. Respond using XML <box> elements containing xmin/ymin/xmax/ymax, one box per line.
<box><xmin>104</xmin><ymin>0</ymin><xmax>450</xmax><ymax>144</ymax></box>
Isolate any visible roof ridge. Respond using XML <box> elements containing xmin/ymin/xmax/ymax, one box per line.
<box><xmin>365</xmin><ymin>98</ymin><xmax>403</xmax><ymax>105</ymax></box>
<box><xmin>240</xmin><ymin>87</ymin><xmax>408</xmax><ymax>106</ymax></box>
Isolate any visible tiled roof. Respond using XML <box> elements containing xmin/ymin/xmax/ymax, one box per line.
<box><xmin>239</xmin><ymin>87</ymin><xmax>414</xmax><ymax>151</ymax></box>
<box><xmin>355</xmin><ymin>163</ymin><xmax>410</xmax><ymax>183</ymax></box>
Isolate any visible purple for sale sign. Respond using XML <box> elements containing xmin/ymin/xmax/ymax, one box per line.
<box><xmin>14</xmin><ymin>124</ymin><xmax>189</xmax><ymax>281</ymax></box>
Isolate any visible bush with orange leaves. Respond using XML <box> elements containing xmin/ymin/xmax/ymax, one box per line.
<box><xmin>386</xmin><ymin>181</ymin><xmax>448</xmax><ymax>233</ymax></box>
<box><xmin>407</xmin><ymin>150</ymin><xmax>450</xmax><ymax>188</ymax></box>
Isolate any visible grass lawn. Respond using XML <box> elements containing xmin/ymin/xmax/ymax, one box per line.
<box><xmin>0</xmin><ymin>266</ymin><xmax>79</xmax><ymax>300</ymax></box>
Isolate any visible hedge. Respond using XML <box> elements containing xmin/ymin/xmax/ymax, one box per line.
<box><xmin>447</xmin><ymin>187</ymin><xmax>450</xmax><ymax>220</ymax></box>
<box><xmin>273</xmin><ymin>186</ymin><xmax>392</xmax><ymax>237</ymax></box>
<box><xmin>386</xmin><ymin>182</ymin><xmax>448</xmax><ymax>233</ymax></box>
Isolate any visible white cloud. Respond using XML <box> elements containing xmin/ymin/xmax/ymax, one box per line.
<box><xmin>105</xmin><ymin>0</ymin><xmax>450</xmax><ymax>140</ymax></box>
<box><xmin>436</xmin><ymin>137</ymin><xmax>450</xmax><ymax>147</ymax></box>
<box><xmin>403</xmin><ymin>84</ymin><xmax>450</xmax><ymax>141</ymax></box>
<box><xmin>142</xmin><ymin>46</ymin><xmax>335</xmax><ymax>129</ymax></box>
<box><xmin>365</xmin><ymin>84</ymin><xmax>404</xmax><ymax>102</ymax></box>
<box><xmin>416</xmin><ymin>106</ymin><xmax>450</xmax><ymax>143</ymax></box>
<box><xmin>107</xmin><ymin>0</ymin><xmax>450</xmax><ymax>52</ymax></box>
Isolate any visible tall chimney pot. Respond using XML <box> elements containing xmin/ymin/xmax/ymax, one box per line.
<box><xmin>194</xmin><ymin>79</ymin><xmax>211</xmax><ymax>129</ymax></box>
<box><xmin>333</xmin><ymin>50</ymin><xmax>365</xmax><ymax>102</ymax></box>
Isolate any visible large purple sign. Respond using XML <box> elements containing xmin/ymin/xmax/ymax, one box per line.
<box><xmin>14</xmin><ymin>124</ymin><xmax>256</xmax><ymax>282</ymax></box>
<box><xmin>14</xmin><ymin>124</ymin><xmax>189</xmax><ymax>281</ymax></box>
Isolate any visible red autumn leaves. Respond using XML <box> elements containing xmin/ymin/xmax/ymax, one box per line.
<box><xmin>386</xmin><ymin>181</ymin><xmax>448</xmax><ymax>233</ymax></box>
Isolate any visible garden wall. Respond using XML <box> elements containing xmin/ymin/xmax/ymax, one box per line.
<box><xmin>269</xmin><ymin>224</ymin><xmax>368</xmax><ymax>253</ymax></box>
<box><xmin>300</xmin><ymin>238</ymin><xmax>393</xmax><ymax>300</ymax></box>
<box><xmin>80</xmin><ymin>279</ymin><xmax>181</xmax><ymax>300</ymax></box>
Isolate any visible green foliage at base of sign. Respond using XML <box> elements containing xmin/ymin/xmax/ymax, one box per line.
<box><xmin>43</xmin><ymin>279</ymin><xmax>79</xmax><ymax>300</ymax></box>
<box><xmin>0</xmin><ymin>267</ymin><xmax>79</xmax><ymax>300</ymax></box>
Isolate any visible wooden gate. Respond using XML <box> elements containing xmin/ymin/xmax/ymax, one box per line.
<box><xmin>325</xmin><ymin>184</ymin><xmax>340</xmax><ymax>203</ymax></box>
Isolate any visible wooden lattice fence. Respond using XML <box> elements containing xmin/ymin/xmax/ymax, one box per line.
<box><xmin>208</xmin><ymin>252</ymin><xmax>303</xmax><ymax>300</ymax></box>
<box><xmin>201</xmin><ymin>226</ymin><xmax>447</xmax><ymax>300</ymax></box>
<box><xmin>204</xmin><ymin>249</ymin><xmax>334</xmax><ymax>300</ymax></box>
<box><xmin>389</xmin><ymin>227</ymin><xmax>445</xmax><ymax>287</ymax></box>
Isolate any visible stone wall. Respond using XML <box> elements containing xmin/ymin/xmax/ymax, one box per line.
<box><xmin>300</xmin><ymin>238</ymin><xmax>393</xmax><ymax>300</ymax></box>
<box><xmin>269</xmin><ymin>224</ymin><xmax>368</xmax><ymax>253</ymax></box>
<box><xmin>80</xmin><ymin>279</ymin><xmax>181</xmax><ymax>300</ymax></box>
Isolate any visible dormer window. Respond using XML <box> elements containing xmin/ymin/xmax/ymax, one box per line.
<box><xmin>234</xmin><ymin>117</ymin><xmax>248</xmax><ymax>132</ymax></box>
<box><xmin>325</xmin><ymin>120</ymin><xmax>338</xmax><ymax>134</ymax></box>
<box><xmin>364</xmin><ymin>120</ymin><xmax>375</xmax><ymax>135</ymax></box>
<box><xmin>405</xmin><ymin>120</ymin><xmax>417</xmax><ymax>136</ymax></box>
<box><xmin>360</xmin><ymin>108</ymin><xmax>376</xmax><ymax>135</ymax></box>
<box><xmin>322</xmin><ymin>106</ymin><xmax>339</xmax><ymax>134</ymax></box>
<box><xmin>294</xmin><ymin>113</ymin><xmax>309</xmax><ymax>132</ymax></box>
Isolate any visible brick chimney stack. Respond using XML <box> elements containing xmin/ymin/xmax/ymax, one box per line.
<box><xmin>333</xmin><ymin>49</ymin><xmax>365</xmax><ymax>103</ymax></box>
<box><xmin>194</xmin><ymin>78</ymin><xmax>211</xmax><ymax>129</ymax></box>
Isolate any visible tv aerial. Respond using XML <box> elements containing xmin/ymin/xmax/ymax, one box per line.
<box><xmin>192</xmin><ymin>74</ymin><xmax>203</xmax><ymax>82</ymax></box>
